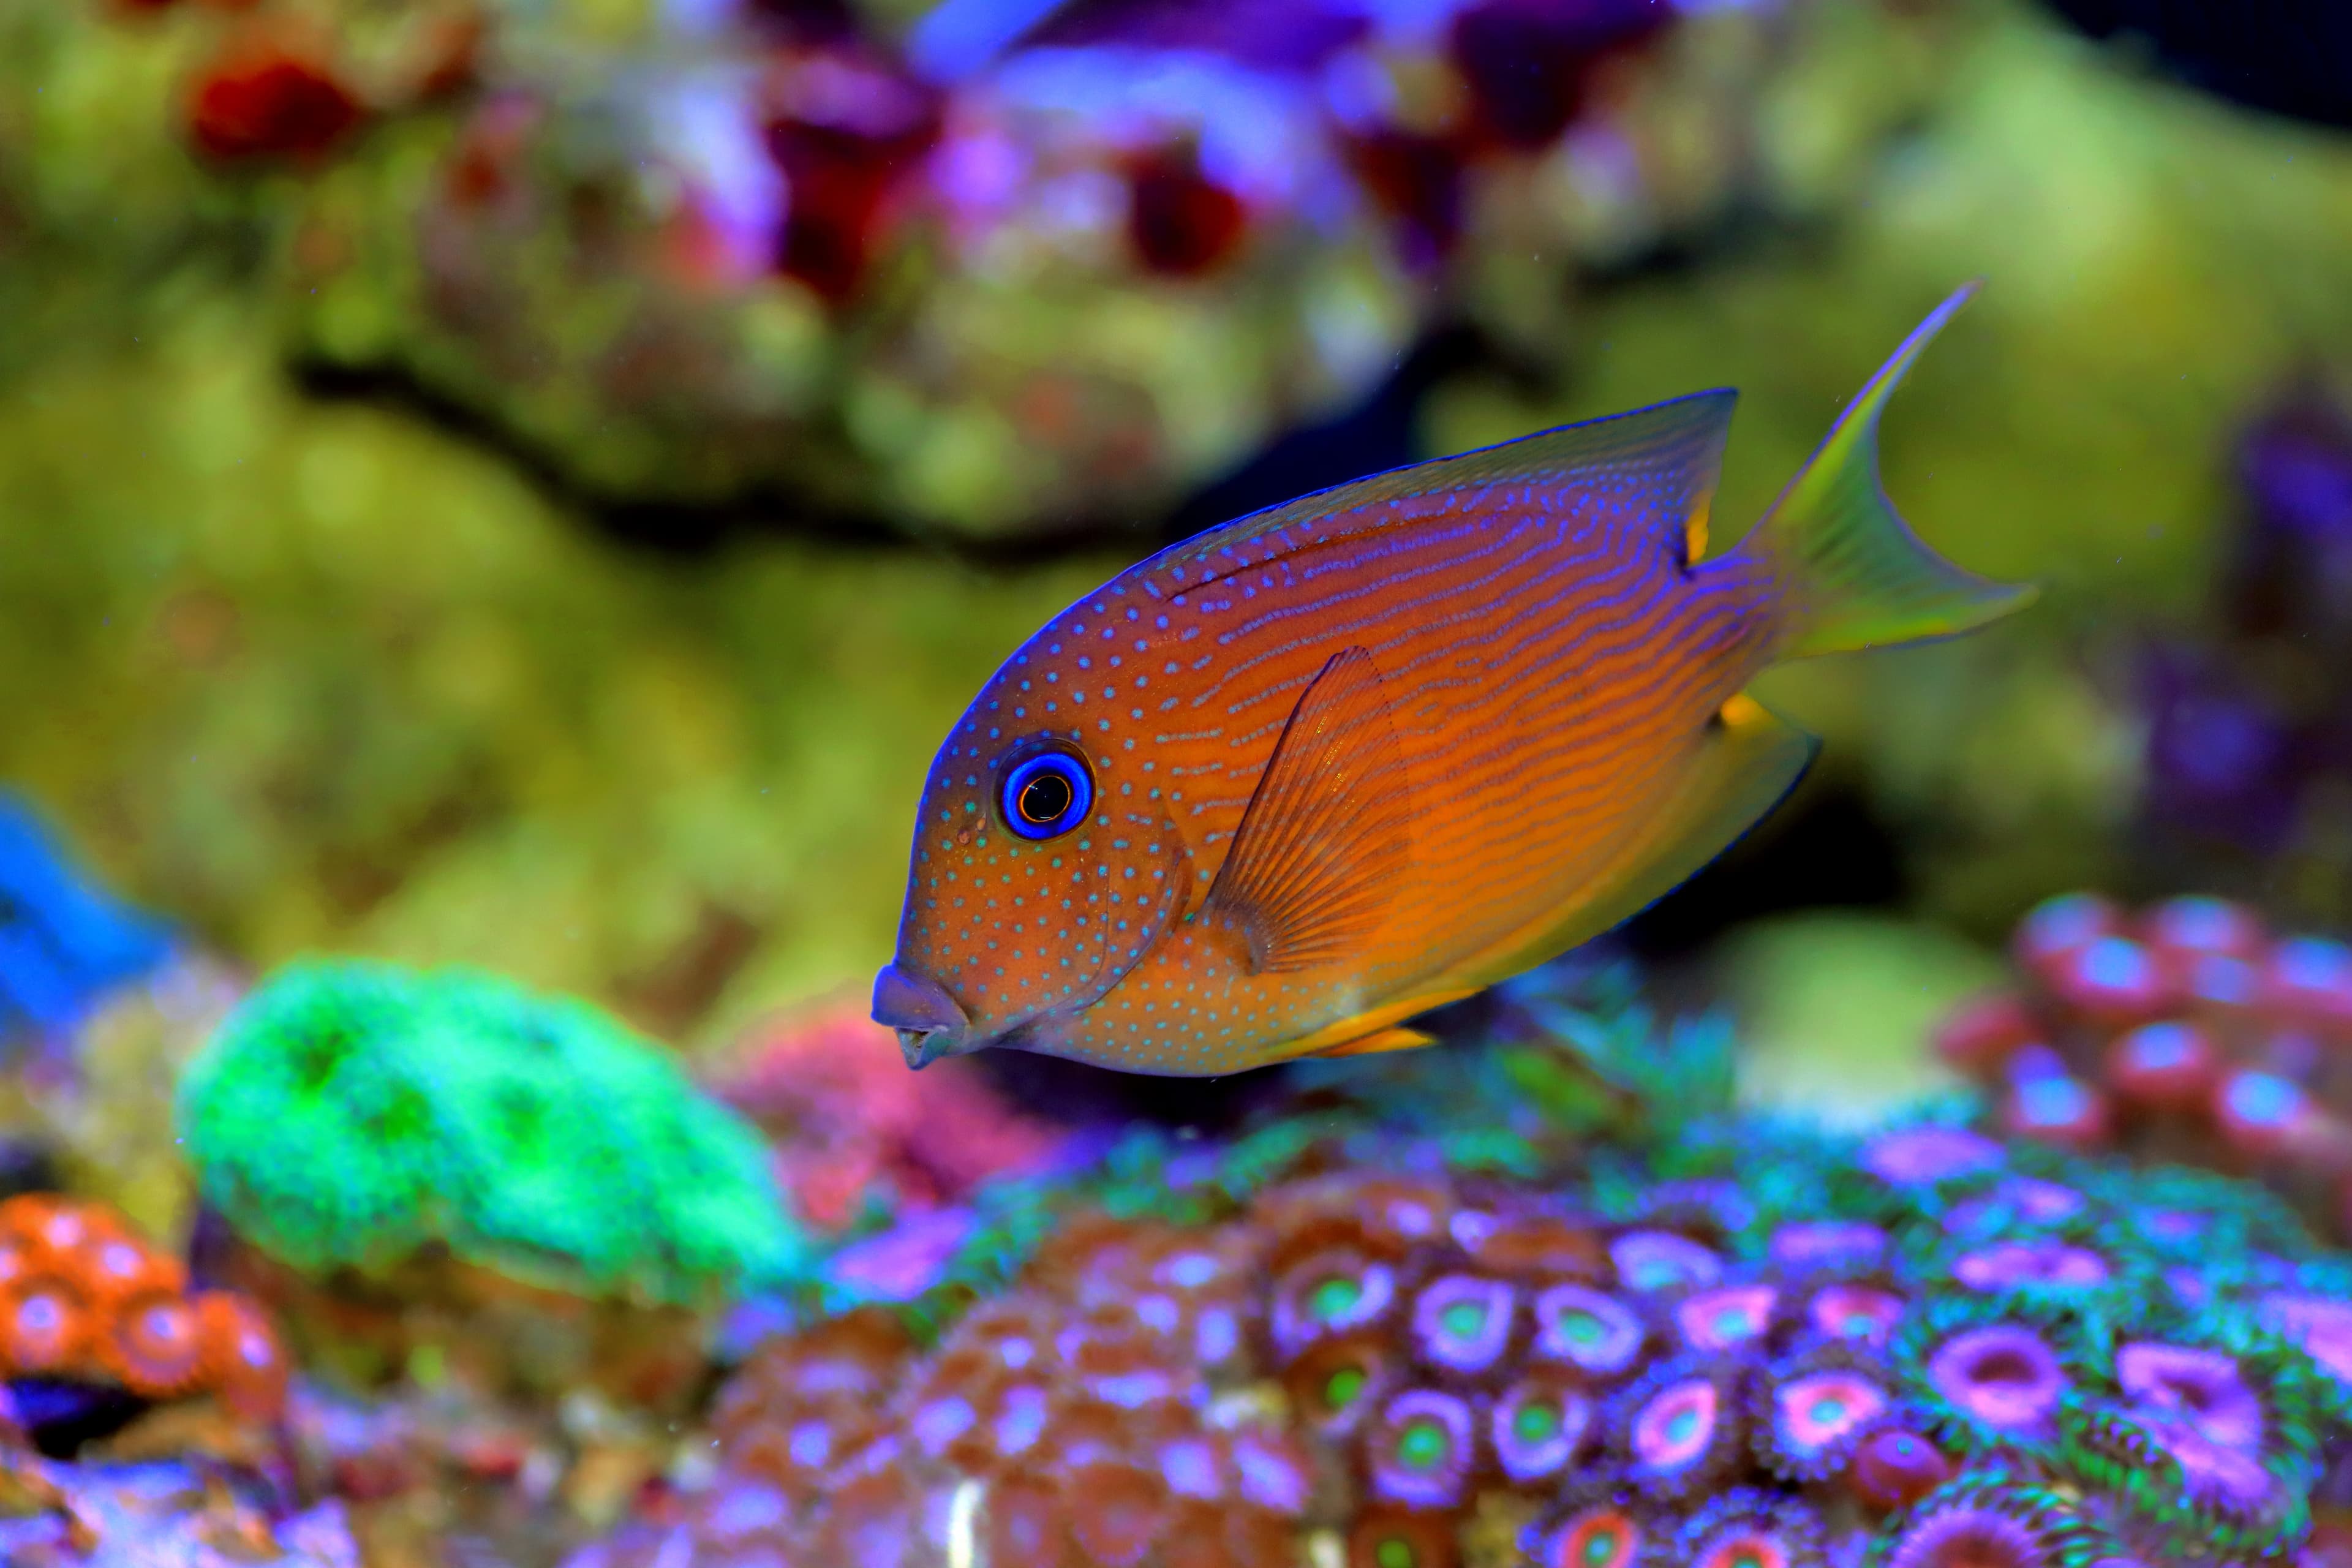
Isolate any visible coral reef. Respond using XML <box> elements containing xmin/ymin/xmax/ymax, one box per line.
<box><xmin>0</xmin><ymin>1452</ymin><xmax>359</xmax><ymax>1568</ymax></box>
<box><xmin>8</xmin><ymin>5</ymin><xmax>2352</xmax><ymax>1039</ymax></box>
<box><xmin>582</xmin><ymin>1212</ymin><xmax>1314</xmax><ymax>1568</ymax></box>
<box><xmin>707</xmin><ymin>998</ymin><xmax>1065</xmax><ymax>1231</ymax></box>
<box><xmin>176</xmin><ymin>960</ymin><xmax>805</xmax><ymax>1404</ymax></box>
<box><xmin>0</xmin><ymin>1193</ymin><xmax>288</xmax><ymax>1468</ymax></box>
<box><xmin>570</xmin><ymin>1101</ymin><xmax>2352</xmax><ymax>1568</ymax></box>
<box><xmin>32</xmin><ymin>0</ymin><xmax>1961</xmax><ymax>540</ymax></box>
<box><xmin>1933</xmin><ymin>891</ymin><xmax>2352</xmax><ymax>1243</ymax></box>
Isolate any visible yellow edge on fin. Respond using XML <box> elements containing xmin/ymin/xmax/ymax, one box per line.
<box><xmin>1271</xmin><ymin>988</ymin><xmax>1482</xmax><ymax>1061</ymax></box>
<box><xmin>1316</xmin><ymin>1027</ymin><xmax>1438</xmax><ymax>1059</ymax></box>
<box><xmin>1409</xmin><ymin>695</ymin><xmax>1819</xmax><ymax>997</ymax></box>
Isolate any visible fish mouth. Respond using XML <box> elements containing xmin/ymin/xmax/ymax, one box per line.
<box><xmin>872</xmin><ymin>962</ymin><xmax>973</xmax><ymax>1069</ymax></box>
<box><xmin>894</xmin><ymin>1027</ymin><xmax>973</xmax><ymax>1069</ymax></box>
<box><xmin>872</xmin><ymin>963</ymin><xmax>1083</xmax><ymax>1068</ymax></box>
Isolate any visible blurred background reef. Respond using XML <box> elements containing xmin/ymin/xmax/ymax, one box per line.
<box><xmin>7</xmin><ymin>1</ymin><xmax>2352</xmax><ymax>1565</ymax></box>
<box><xmin>4</xmin><ymin>0</ymin><xmax>2352</xmax><ymax>1072</ymax></box>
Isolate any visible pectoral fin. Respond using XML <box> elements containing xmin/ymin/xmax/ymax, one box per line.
<box><xmin>1199</xmin><ymin>646</ymin><xmax>1411</xmax><ymax>973</ymax></box>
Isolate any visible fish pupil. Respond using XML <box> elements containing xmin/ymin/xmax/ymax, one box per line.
<box><xmin>1000</xmin><ymin>749</ymin><xmax>1091</xmax><ymax>839</ymax></box>
<box><xmin>1019</xmin><ymin>772</ymin><xmax>1072</xmax><ymax>824</ymax></box>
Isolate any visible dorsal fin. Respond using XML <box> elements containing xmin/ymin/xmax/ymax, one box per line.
<box><xmin>1137</xmin><ymin>390</ymin><xmax>1738</xmax><ymax>599</ymax></box>
<box><xmin>1199</xmin><ymin>646</ymin><xmax>1410</xmax><ymax>973</ymax></box>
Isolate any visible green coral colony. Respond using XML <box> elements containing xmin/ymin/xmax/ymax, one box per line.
<box><xmin>176</xmin><ymin>959</ymin><xmax>805</xmax><ymax>1304</ymax></box>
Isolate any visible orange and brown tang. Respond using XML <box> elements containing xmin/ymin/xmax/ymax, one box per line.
<box><xmin>875</xmin><ymin>285</ymin><xmax>2033</xmax><ymax>1076</ymax></box>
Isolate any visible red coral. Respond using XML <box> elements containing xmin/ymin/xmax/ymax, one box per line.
<box><xmin>688</xmin><ymin>1207</ymin><xmax>1310</xmax><ymax>1566</ymax></box>
<box><xmin>710</xmin><ymin>999</ymin><xmax>1061</xmax><ymax>1231</ymax></box>
<box><xmin>1935</xmin><ymin>893</ymin><xmax>2352</xmax><ymax>1240</ymax></box>
<box><xmin>756</xmin><ymin>47</ymin><xmax>941</xmax><ymax>304</ymax></box>
<box><xmin>187</xmin><ymin>34</ymin><xmax>365</xmax><ymax>164</ymax></box>
<box><xmin>196</xmin><ymin>1291</ymin><xmax>289</xmax><ymax>1422</ymax></box>
<box><xmin>1126</xmin><ymin>144</ymin><xmax>1248</xmax><ymax>277</ymax></box>
<box><xmin>0</xmin><ymin>1196</ymin><xmax>287</xmax><ymax>1420</ymax></box>
<box><xmin>102</xmin><ymin>1292</ymin><xmax>206</xmax><ymax>1399</ymax></box>
<box><xmin>1</xmin><ymin>1275</ymin><xmax>94</xmax><ymax>1374</ymax></box>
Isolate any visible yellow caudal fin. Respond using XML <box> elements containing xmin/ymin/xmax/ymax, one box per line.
<box><xmin>1733</xmin><ymin>282</ymin><xmax>2035</xmax><ymax>658</ymax></box>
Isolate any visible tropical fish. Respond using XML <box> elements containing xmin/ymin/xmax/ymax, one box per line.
<box><xmin>873</xmin><ymin>284</ymin><xmax>2033</xmax><ymax>1076</ymax></box>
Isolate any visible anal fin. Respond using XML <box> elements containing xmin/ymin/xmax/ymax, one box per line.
<box><xmin>1270</xmin><ymin>987</ymin><xmax>1482</xmax><ymax>1061</ymax></box>
<box><xmin>1432</xmin><ymin>695</ymin><xmax>1819</xmax><ymax>992</ymax></box>
<box><xmin>1315</xmin><ymin>1027</ymin><xmax>1438</xmax><ymax>1058</ymax></box>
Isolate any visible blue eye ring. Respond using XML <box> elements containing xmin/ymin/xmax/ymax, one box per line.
<box><xmin>999</xmin><ymin>748</ymin><xmax>1093</xmax><ymax>840</ymax></box>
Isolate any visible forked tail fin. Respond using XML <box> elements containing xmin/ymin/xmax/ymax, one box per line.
<box><xmin>1734</xmin><ymin>281</ymin><xmax>2036</xmax><ymax>659</ymax></box>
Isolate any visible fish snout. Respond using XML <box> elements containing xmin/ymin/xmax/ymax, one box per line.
<box><xmin>872</xmin><ymin>962</ymin><xmax>972</xmax><ymax>1069</ymax></box>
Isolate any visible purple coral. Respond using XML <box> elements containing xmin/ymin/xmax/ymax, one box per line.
<box><xmin>1951</xmin><ymin>1240</ymin><xmax>2110</xmax><ymax>1294</ymax></box>
<box><xmin>1769</xmin><ymin>1220</ymin><xmax>1889</xmax><ymax>1275</ymax></box>
<box><xmin>1765</xmin><ymin>1363</ymin><xmax>1891</xmax><ymax>1481</ymax></box>
<box><xmin>1268</xmin><ymin>1248</ymin><xmax>1396</xmax><ymax>1362</ymax></box>
<box><xmin>1672</xmin><ymin>1284</ymin><xmax>1779</xmax><ymax>1356</ymax></box>
<box><xmin>1490</xmin><ymin>1371</ymin><xmax>1594</xmax><ymax>1486</ymax></box>
<box><xmin>1529</xmin><ymin>1283</ymin><xmax>1646</xmax><ymax>1380</ymax></box>
<box><xmin>2259</xmin><ymin>1292</ymin><xmax>2352</xmax><ymax>1392</ymax></box>
<box><xmin>1880</xmin><ymin>1500</ymin><xmax>2060</xmax><ymax>1567</ymax></box>
<box><xmin>1529</xmin><ymin>1490</ymin><xmax>1653</xmax><ymax>1568</ymax></box>
<box><xmin>1802</xmin><ymin>1283</ymin><xmax>1907</xmax><ymax>1348</ymax></box>
<box><xmin>1363</xmin><ymin>1387</ymin><xmax>1477</xmax><ymax>1510</ymax></box>
<box><xmin>1861</xmin><ymin>1127</ymin><xmax>2005</xmax><ymax>1189</ymax></box>
<box><xmin>1408</xmin><ymin>1273</ymin><xmax>1517</xmax><ymax>1378</ymax></box>
<box><xmin>2139</xmin><ymin>1413</ymin><xmax>2283</xmax><ymax>1515</ymax></box>
<box><xmin>2116</xmin><ymin>1341</ymin><xmax>2265</xmax><ymax>1452</ymax></box>
<box><xmin>1675</xmin><ymin>1488</ymin><xmax>1829</xmax><ymax>1568</ymax></box>
<box><xmin>1615</xmin><ymin>1363</ymin><xmax>1741</xmax><ymax>1499</ymax></box>
<box><xmin>1925</xmin><ymin>1324</ymin><xmax>2070</xmax><ymax>1442</ymax></box>
<box><xmin>1609</xmin><ymin>1230</ymin><xmax>1722</xmax><ymax>1294</ymax></box>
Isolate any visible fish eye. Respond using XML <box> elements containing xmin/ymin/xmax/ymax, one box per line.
<box><xmin>999</xmin><ymin>748</ymin><xmax>1093</xmax><ymax>840</ymax></box>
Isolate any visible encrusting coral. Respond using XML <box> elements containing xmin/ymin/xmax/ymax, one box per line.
<box><xmin>175</xmin><ymin>960</ymin><xmax>807</xmax><ymax>1406</ymax></box>
<box><xmin>570</xmin><ymin>1094</ymin><xmax>2352</xmax><ymax>1568</ymax></box>
<box><xmin>0</xmin><ymin>1193</ymin><xmax>288</xmax><ymax>1452</ymax></box>
<box><xmin>1934</xmin><ymin>892</ymin><xmax>2352</xmax><ymax>1243</ymax></box>
<box><xmin>178</xmin><ymin>958</ymin><xmax>802</xmax><ymax>1302</ymax></box>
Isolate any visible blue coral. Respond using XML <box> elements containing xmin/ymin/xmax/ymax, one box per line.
<box><xmin>0</xmin><ymin>793</ymin><xmax>172</xmax><ymax>1046</ymax></box>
